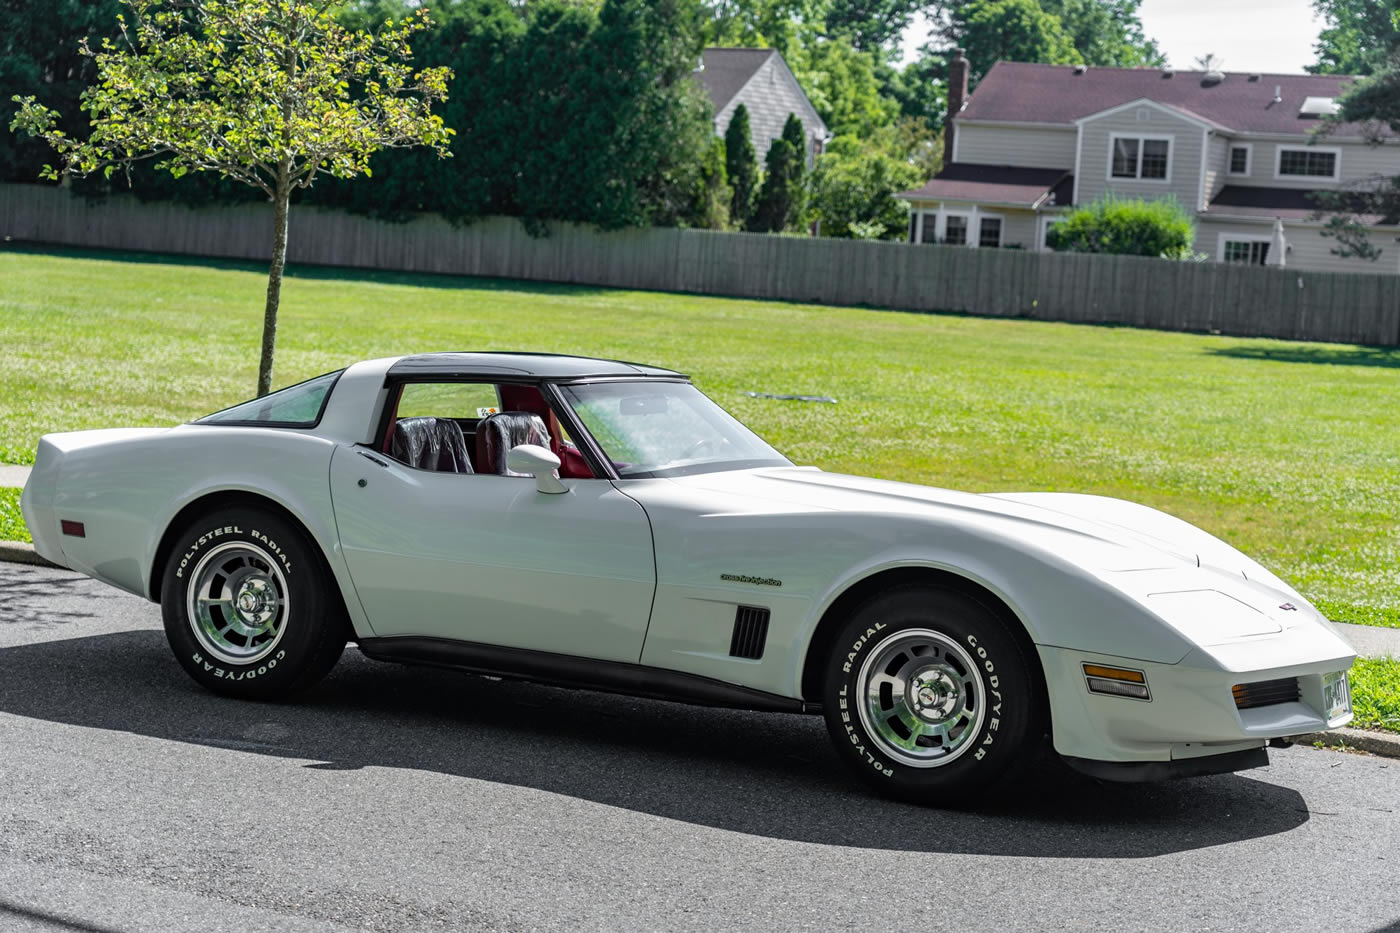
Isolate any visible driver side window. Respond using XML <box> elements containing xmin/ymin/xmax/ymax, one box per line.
<box><xmin>384</xmin><ymin>382</ymin><xmax>502</xmax><ymax>475</ymax></box>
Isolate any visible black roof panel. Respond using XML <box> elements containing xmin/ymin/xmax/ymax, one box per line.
<box><xmin>387</xmin><ymin>352</ymin><xmax>686</xmax><ymax>381</ymax></box>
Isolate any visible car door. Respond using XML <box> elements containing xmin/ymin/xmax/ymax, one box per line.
<box><xmin>327</xmin><ymin>385</ymin><xmax>656</xmax><ymax>664</ymax></box>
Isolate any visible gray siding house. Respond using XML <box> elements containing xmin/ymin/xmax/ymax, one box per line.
<box><xmin>898</xmin><ymin>54</ymin><xmax>1399</xmax><ymax>273</ymax></box>
<box><xmin>695</xmin><ymin>48</ymin><xmax>829</xmax><ymax>167</ymax></box>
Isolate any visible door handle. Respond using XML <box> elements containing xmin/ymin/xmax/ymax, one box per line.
<box><xmin>358</xmin><ymin>450</ymin><xmax>389</xmax><ymax>468</ymax></box>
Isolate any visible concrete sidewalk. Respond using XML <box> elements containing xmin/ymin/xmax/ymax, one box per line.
<box><xmin>1335</xmin><ymin>622</ymin><xmax>1398</xmax><ymax>660</ymax></box>
<box><xmin>0</xmin><ymin>465</ymin><xmax>30</xmax><ymax>489</ymax></box>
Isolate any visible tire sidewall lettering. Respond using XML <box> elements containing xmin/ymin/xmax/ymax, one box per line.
<box><xmin>176</xmin><ymin>524</ymin><xmax>296</xmax><ymax>580</ymax></box>
<box><xmin>190</xmin><ymin>648</ymin><xmax>285</xmax><ymax>681</ymax></box>
<box><xmin>833</xmin><ymin>619</ymin><xmax>1016</xmax><ymax>781</ymax></box>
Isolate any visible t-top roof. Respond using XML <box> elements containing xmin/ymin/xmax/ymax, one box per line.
<box><xmin>961</xmin><ymin>62</ymin><xmax>1370</xmax><ymax>137</ymax></box>
<box><xmin>387</xmin><ymin>352</ymin><xmax>685</xmax><ymax>381</ymax></box>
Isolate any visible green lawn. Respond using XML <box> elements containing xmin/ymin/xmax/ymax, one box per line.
<box><xmin>1350</xmin><ymin>659</ymin><xmax>1400</xmax><ymax>734</ymax></box>
<box><xmin>0</xmin><ymin>489</ymin><xmax>24</xmax><ymax>543</ymax></box>
<box><xmin>3</xmin><ymin>245</ymin><xmax>1399</xmax><ymax>632</ymax></box>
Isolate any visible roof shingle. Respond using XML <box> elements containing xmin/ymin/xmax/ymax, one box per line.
<box><xmin>961</xmin><ymin>62</ymin><xmax>1372</xmax><ymax>137</ymax></box>
<box><xmin>695</xmin><ymin>48</ymin><xmax>776</xmax><ymax>114</ymax></box>
<box><xmin>1208</xmin><ymin>185</ymin><xmax>1386</xmax><ymax>225</ymax></box>
<box><xmin>898</xmin><ymin>163</ymin><xmax>1072</xmax><ymax>207</ymax></box>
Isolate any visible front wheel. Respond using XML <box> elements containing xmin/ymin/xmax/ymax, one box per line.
<box><xmin>821</xmin><ymin>586</ymin><xmax>1042</xmax><ymax>804</ymax></box>
<box><xmin>160</xmin><ymin>507</ymin><xmax>347</xmax><ymax>700</ymax></box>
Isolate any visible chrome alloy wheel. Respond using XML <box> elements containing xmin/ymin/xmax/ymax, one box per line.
<box><xmin>856</xmin><ymin>628</ymin><xmax>987</xmax><ymax>768</ymax></box>
<box><xmin>186</xmin><ymin>542</ymin><xmax>290</xmax><ymax>666</ymax></box>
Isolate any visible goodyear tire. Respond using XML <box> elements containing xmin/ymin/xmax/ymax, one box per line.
<box><xmin>821</xmin><ymin>585</ymin><xmax>1042</xmax><ymax>803</ymax></box>
<box><xmin>160</xmin><ymin>507</ymin><xmax>348</xmax><ymax>700</ymax></box>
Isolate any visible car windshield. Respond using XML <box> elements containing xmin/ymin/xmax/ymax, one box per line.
<box><xmin>197</xmin><ymin>370</ymin><xmax>343</xmax><ymax>426</ymax></box>
<box><xmin>560</xmin><ymin>381</ymin><xmax>790</xmax><ymax>478</ymax></box>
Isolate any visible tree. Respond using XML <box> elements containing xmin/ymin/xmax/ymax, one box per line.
<box><xmin>1309</xmin><ymin>0</ymin><xmax>1400</xmax><ymax>76</ymax></box>
<box><xmin>882</xmin><ymin>47</ymin><xmax>948</xmax><ymax>131</ymax></box>
<box><xmin>699</xmin><ymin>0</ymin><xmax>826</xmax><ymax>54</ymax></box>
<box><xmin>1046</xmin><ymin>195</ymin><xmax>1196</xmax><ymax>258</ymax></box>
<box><xmin>1311</xmin><ymin>34</ymin><xmax>1400</xmax><ymax>260</ymax></box>
<box><xmin>1041</xmin><ymin>0</ymin><xmax>1163</xmax><ymax>68</ymax></box>
<box><xmin>0</xmin><ymin>0</ymin><xmax>124</xmax><ymax>184</ymax></box>
<box><xmin>725</xmin><ymin>103</ymin><xmax>761</xmax><ymax>227</ymax></box>
<box><xmin>682</xmin><ymin>136</ymin><xmax>733</xmax><ymax>229</ymax></box>
<box><xmin>750</xmin><ymin>112</ymin><xmax>807</xmax><ymax>232</ymax></box>
<box><xmin>788</xmin><ymin>34</ymin><xmax>899</xmax><ymax>138</ymax></box>
<box><xmin>313</xmin><ymin>0</ymin><xmax>716</xmax><ymax>234</ymax></box>
<box><xmin>949</xmin><ymin>0</ymin><xmax>1082</xmax><ymax>84</ymax></box>
<box><xmin>808</xmin><ymin>132</ymin><xmax>922</xmax><ymax>239</ymax></box>
<box><xmin>823</xmin><ymin>0</ymin><xmax>923</xmax><ymax>52</ymax></box>
<box><xmin>935</xmin><ymin>0</ymin><xmax>1159</xmax><ymax>79</ymax></box>
<box><xmin>11</xmin><ymin>0</ymin><xmax>452</xmax><ymax>396</ymax></box>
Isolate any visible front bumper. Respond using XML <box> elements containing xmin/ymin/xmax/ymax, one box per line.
<box><xmin>1038</xmin><ymin>624</ymin><xmax>1355</xmax><ymax>766</ymax></box>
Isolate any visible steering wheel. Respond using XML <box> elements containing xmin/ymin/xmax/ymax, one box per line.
<box><xmin>678</xmin><ymin>437</ymin><xmax>713</xmax><ymax>461</ymax></box>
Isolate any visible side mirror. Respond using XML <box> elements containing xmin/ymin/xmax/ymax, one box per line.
<box><xmin>506</xmin><ymin>444</ymin><xmax>567</xmax><ymax>494</ymax></box>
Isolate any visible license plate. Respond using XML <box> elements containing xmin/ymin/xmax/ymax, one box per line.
<box><xmin>1323</xmin><ymin>671</ymin><xmax>1351</xmax><ymax>721</ymax></box>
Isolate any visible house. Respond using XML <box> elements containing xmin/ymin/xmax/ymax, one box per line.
<box><xmin>897</xmin><ymin>52</ymin><xmax>1399</xmax><ymax>273</ymax></box>
<box><xmin>694</xmin><ymin>48</ymin><xmax>829</xmax><ymax>167</ymax></box>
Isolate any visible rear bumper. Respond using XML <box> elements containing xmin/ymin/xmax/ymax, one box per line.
<box><xmin>18</xmin><ymin>443</ymin><xmax>67</xmax><ymax>568</ymax></box>
<box><xmin>1039</xmin><ymin>626</ymin><xmax>1356</xmax><ymax>764</ymax></box>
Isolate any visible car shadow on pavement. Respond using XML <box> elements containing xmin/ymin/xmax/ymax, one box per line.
<box><xmin>0</xmin><ymin>630</ymin><xmax>1312</xmax><ymax>859</ymax></box>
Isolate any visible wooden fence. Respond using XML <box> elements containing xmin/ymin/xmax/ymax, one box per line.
<box><xmin>3</xmin><ymin>183</ymin><xmax>1398</xmax><ymax>346</ymax></box>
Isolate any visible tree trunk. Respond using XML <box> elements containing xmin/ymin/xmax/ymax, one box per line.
<box><xmin>257</xmin><ymin>166</ymin><xmax>291</xmax><ymax>397</ymax></box>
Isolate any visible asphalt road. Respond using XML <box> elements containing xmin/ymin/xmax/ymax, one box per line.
<box><xmin>1</xmin><ymin>562</ymin><xmax>1397</xmax><ymax>933</ymax></box>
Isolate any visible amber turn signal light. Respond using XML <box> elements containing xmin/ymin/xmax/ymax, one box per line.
<box><xmin>1082</xmin><ymin>663</ymin><xmax>1151</xmax><ymax>701</ymax></box>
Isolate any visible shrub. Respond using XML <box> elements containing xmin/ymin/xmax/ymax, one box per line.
<box><xmin>1047</xmin><ymin>195</ymin><xmax>1196</xmax><ymax>259</ymax></box>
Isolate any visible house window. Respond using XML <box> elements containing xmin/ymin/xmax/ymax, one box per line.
<box><xmin>1111</xmin><ymin>138</ymin><xmax>1138</xmax><ymax>178</ymax></box>
<box><xmin>1278</xmin><ymin>148</ymin><xmax>1338</xmax><ymax>179</ymax></box>
<box><xmin>1042</xmin><ymin>217</ymin><xmax>1066</xmax><ymax>251</ymax></box>
<box><xmin>1220</xmin><ymin>237</ymin><xmax>1271</xmax><ymax>265</ymax></box>
<box><xmin>1110</xmin><ymin>135</ymin><xmax>1171</xmax><ymax>181</ymax></box>
<box><xmin>1229</xmin><ymin>145</ymin><xmax>1251</xmax><ymax>175</ymax></box>
<box><xmin>944</xmin><ymin>215</ymin><xmax>968</xmax><ymax>246</ymax></box>
<box><xmin>920</xmin><ymin>212</ymin><xmax>938</xmax><ymax>244</ymax></box>
<box><xmin>978</xmin><ymin>217</ymin><xmax>1003</xmax><ymax>248</ymax></box>
<box><xmin>908</xmin><ymin>213</ymin><xmax>917</xmax><ymax>243</ymax></box>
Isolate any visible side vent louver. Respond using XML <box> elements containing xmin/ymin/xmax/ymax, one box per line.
<box><xmin>729</xmin><ymin>606</ymin><xmax>771</xmax><ymax>660</ymax></box>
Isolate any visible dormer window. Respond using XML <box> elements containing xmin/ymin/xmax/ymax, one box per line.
<box><xmin>1228</xmin><ymin>144</ymin><xmax>1251</xmax><ymax>175</ymax></box>
<box><xmin>1110</xmin><ymin>134</ymin><xmax>1171</xmax><ymax>181</ymax></box>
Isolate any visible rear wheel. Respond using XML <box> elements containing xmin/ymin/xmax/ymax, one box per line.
<box><xmin>160</xmin><ymin>507</ymin><xmax>347</xmax><ymax>699</ymax></box>
<box><xmin>821</xmin><ymin>585</ymin><xmax>1042</xmax><ymax>804</ymax></box>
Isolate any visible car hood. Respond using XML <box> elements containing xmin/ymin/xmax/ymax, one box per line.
<box><xmin>669</xmin><ymin>467</ymin><xmax>1205</xmax><ymax>571</ymax></box>
<box><xmin>663</xmin><ymin>467</ymin><xmax>1336</xmax><ymax>651</ymax></box>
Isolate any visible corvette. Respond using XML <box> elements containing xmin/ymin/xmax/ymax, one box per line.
<box><xmin>21</xmin><ymin>352</ymin><xmax>1356</xmax><ymax>801</ymax></box>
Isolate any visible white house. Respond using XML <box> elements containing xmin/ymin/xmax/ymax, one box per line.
<box><xmin>898</xmin><ymin>53</ymin><xmax>1399</xmax><ymax>273</ymax></box>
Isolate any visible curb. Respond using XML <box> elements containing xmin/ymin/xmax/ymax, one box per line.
<box><xmin>1288</xmin><ymin>727</ymin><xmax>1400</xmax><ymax>759</ymax></box>
<box><xmin>0</xmin><ymin>541</ymin><xmax>58</xmax><ymax>568</ymax></box>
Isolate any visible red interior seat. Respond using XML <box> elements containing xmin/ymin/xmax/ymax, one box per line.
<box><xmin>497</xmin><ymin>385</ymin><xmax>595</xmax><ymax>478</ymax></box>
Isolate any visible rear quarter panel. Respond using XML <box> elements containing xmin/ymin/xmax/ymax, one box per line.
<box><xmin>47</xmin><ymin>426</ymin><xmax>372</xmax><ymax>638</ymax></box>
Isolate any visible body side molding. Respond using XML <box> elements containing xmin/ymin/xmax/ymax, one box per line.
<box><xmin>356</xmin><ymin>636</ymin><xmax>814</xmax><ymax>714</ymax></box>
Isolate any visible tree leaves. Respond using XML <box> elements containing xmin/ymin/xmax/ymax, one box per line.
<box><xmin>10</xmin><ymin>0</ymin><xmax>454</xmax><ymax>198</ymax></box>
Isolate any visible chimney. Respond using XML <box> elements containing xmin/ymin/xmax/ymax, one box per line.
<box><xmin>944</xmin><ymin>48</ymin><xmax>969</xmax><ymax>171</ymax></box>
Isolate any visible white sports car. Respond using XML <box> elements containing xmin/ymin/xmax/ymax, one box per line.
<box><xmin>21</xmin><ymin>352</ymin><xmax>1356</xmax><ymax>801</ymax></box>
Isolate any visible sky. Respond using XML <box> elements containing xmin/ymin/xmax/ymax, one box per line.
<box><xmin>900</xmin><ymin>0</ymin><xmax>1326</xmax><ymax>74</ymax></box>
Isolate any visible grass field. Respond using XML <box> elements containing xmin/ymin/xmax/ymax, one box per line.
<box><xmin>2</xmin><ymin>245</ymin><xmax>1398</xmax><ymax>633</ymax></box>
<box><xmin>0</xmin><ymin>489</ymin><xmax>23</xmax><ymax>543</ymax></box>
<box><xmin>1351</xmin><ymin>658</ymin><xmax>1400</xmax><ymax>734</ymax></box>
